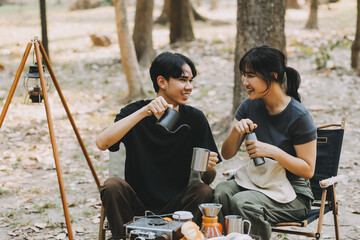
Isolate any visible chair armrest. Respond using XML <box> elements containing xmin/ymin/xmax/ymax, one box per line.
<box><xmin>319</xmin><ymin>175</ymin><xmax>348</xmax><ymax>188</ymax></box>
<box><xmin>222</xmin><ymin>168</ymin><xmax>239</xmax><ymax>179</ymax></box>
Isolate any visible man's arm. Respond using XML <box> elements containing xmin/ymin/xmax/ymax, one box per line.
<box><xmin>96</xmin><ymin>96</ymin><xmax>173</xmax><ymax>151</ymax></box>
<box><xmin>96</xmin><ymin>107</ymin><xmax>151</xmax><ymax>151</ymax></box>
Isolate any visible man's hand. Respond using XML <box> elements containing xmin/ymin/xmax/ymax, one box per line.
<box><xmin>145</xmin><ymin>96</ymin><xmax>173</xmax><ymax>119</ymax></box>
<box><xmin>208</xmin><ymin>151</ymin><xmax>219</xmax><ymax>169</ymax></box>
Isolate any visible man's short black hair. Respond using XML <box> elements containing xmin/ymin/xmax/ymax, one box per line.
<box><xmin>149</xmin><ymin>52</ymin><xmax>197</xmax><ymax>92</ymax></box>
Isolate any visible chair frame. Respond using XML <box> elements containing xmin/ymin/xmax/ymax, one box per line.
<box><xmin>99</xmin><ymin>205</ymin><xmax>106</xmax><ymax>240</ymax></box>
<box><xmin>272</xmin><ymin>118</ymin><xmax>346</xmax><ymax>240</ymax></box>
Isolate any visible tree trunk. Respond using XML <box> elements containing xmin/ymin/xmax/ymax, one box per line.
<box><xmin>210</xmin><ymin>0</ymin><xmax>217</xmax><ymax>10</ymax></box>
<box><xmin>133</xmin><ymin>0</ymin><xmax>156</xmax><ymax>67</ymax></box>
<box><xmin>191</xmin><ymin>3</ymin><xmax>208</xmax><ymax>21</ymax></box>
<box><xmin>155</xmin><ymin>0</ymin><xmax>207</xmax><ymax>25</ymax></box>
<box><xmin>351</xmin><ymin>0</ymin><xmax>360</xmax><ymax>70</ymax></box>
<box><xmin>233</xmin><ymin>0</ymin><xmax>286</xmax><ymax>115</ymax></box>
<box><xmin>305</xmin><ymin>0</ymin><xmax>318</xmax><ymax>29</ymax></box>
<box><xmin>286</xmin><ymin>0</ymin><xmax>302</xmax><ymax>9</ymax></box>
<box><xmin>154</xmin><ymin>0</ymin><xmax>170</xmax><ymax>25</ymax></box>
<box><xmin>169</xmin><ymin>0</ymin><xmax>195</xmax><ymax>43</ymax></box>
<box><xmin>114</xmin><ymin>0</ymin><xmax>144</xmax><ymax>100</ymax></box>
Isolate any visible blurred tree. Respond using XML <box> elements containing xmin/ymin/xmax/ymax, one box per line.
<box><xmin>114</xmin><ymin>0</ymin><xmax>144</xmax><ymax>100</ymax></box>
<box><xmin>40</xmin><ymin>0</ymin><xmax>49</xmax><ymax>58</ymax></box>
<box><xmin>351</xmin><ymin>0</ymin><xmax>360</xmax><ymax>70</ymax></box>
<box><xmin>191</xmin><ymin>4</ymin><xmax>209</xmax><ymax>21</ymax></box>
<box><xmin>232</xmin><ymin>0</ymin><xmax>286</xmax><ymax>115</ymax></box>
<box><xmin>210</xmin><ymin>0</ymin><xmax>217</xmax><ymax>10</ymax></box>
<box><xmin>155</xmin><ymin>0</ymin><xmax>207</xmax><ymax>25</ymax></box>
<box><xmin>133</xmin><ymin>0</ymin><xmax>156</xmax><ymax>67</ymax></box>
<box><xmin>68</xmin><ymin>0</ymin><xmax>100</xmax><ymax>10</ymax></box>
<box><xmin>286</xmin><ymin>0</ymin><xmax>302</xmax><ymax>9</ymax></box>
<box><xmin>155</xmin><ymin>0</ymin><xmax>170</xmax><ymax>25</ymax></box>
<box><xmin>169</xmin><ymin>0</ymin><xmax>195</xmax><ymax>43</ymax></box>
<box><xmin>305</xmin><ymin>0</ymin><xmax>318</xmax><ymax>29</ymax></box>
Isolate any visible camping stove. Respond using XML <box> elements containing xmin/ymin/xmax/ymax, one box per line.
<box><xmin>125</xmin><ymin>212</ymin><xmax>184</xmax><ymax>240</ymax></box>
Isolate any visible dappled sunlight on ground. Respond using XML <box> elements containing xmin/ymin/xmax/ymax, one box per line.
<box><xmin>0</xmin><ymin>0</ymin><xmax>359</xmax><ymax>239</ymax></box>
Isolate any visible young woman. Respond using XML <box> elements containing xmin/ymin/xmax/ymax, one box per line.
<box><xmin>214</xmin><ymin>45</ymin><xmax>317</xmax><ymax>240</ymax></box>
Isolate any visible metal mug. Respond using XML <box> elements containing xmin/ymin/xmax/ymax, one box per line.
<box><xmin>191</xmin><ymin>147</ymin><xmax>210</xmax><ymax>172</ymax></box>
<box><xmin>225</xmin><ymin>215</ymin><xmax>251</xmax><ymax>235</ymax></box>
<box><xmin>156</xmin><ymin>108</ymin><xmax>180</xmax><ymax>133</ymax></box>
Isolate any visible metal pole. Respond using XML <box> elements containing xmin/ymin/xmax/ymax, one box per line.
<box><xmin>39</xmin><ymin>0</ymin><xmax>49</xmax><ymax>58</ymax></box>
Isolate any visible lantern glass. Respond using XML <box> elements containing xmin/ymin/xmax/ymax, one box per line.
<box><xmin>23</xmin><ymin>63</ymin><xmax>51</xmax><ymax>103</ymax></box>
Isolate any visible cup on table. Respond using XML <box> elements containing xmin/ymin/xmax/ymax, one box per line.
<box><xmin>172</xmin><ymin>211</ymin><xmax>193</xmax><ymax>222</ymax></box>
<box><xmin>224</xmin><ymin>215</ymin><xmax>251</xmax><ymax>235</ymax></box>
<box><xmin>191</xmin><ymin>147</ymin><xmax>210</xmax><ymax>172</ymax></box>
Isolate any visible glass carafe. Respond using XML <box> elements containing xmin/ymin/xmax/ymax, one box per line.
<box><xmin>201</xmin><ymin>216</ymin><xmax>222</xmax><ymax>239</ymax></box>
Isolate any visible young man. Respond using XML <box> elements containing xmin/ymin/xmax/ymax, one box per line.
<box><xmin>96</xmin><ymin>52</ymin><xmax>221</xmax><ymax>239</ymax></box>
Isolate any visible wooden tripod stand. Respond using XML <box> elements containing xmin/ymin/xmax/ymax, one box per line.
<box><xmin>0</xmin><ymin>37</ymin><xmax>101</xmax><ymax>240</ymax></box>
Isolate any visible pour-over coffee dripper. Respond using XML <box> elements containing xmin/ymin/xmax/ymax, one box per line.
<box><xmin>198</xmin><ymin>203</ymin><xmax>223</xmax><ymax>238</ymax></box>
<box><xmin>199</xmin><ymin>203</ymin><xmax>222</xmax><ymax>217</ymax></box>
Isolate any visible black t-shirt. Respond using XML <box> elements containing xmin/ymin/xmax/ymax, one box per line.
<box><xmin>109</xmin><ymin>100</ymin><xmax>221</xmax><ymax>210</ymax></box>
<box><xmin>235</xmin><ymin>97</ymin><xmax>317</xmax><ymax>199</ymax></box>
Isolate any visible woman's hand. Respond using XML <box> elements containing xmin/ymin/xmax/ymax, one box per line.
<box><xmin>208</xmin><ymin>152</ymin><xmax>219</xmax><ymax>169</ymax></box>
<box><xmin>144</xmin><ymin>96</ymin><xmax>174</xmax><ymax>119</ymax></box>
<box><xmin>221</xmin><ymin>118</ymin><xmax>258</xmax><ymax>160</ymax></box>
<box><xmin>245</xmin><ymin>140</ymin><xmax>274</xmax><ymax>159</ymax></box>
<box><xmin>232</xmin><ymin>118</ymin><xmax>258</xmax><ymax>134</ymax></box>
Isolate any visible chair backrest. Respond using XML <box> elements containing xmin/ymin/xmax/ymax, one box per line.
<box><xmin>310</xmin><ymin>119</ymin><xmax>345</xmax><ymax>201</ymax></box>
<box><xmin>109</xmin><ymin>143</ymin><xmax>126</xmax><ymax>178</ymax></box>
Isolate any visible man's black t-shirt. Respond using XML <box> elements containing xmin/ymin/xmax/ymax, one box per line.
<box><xmin>109</xmin><ymin>100</ymin><xmax>221</xmax><ymax>211</ymax></box>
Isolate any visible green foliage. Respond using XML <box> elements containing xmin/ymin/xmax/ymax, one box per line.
<box><xmin>33</xmin><ymin>204</ymin><xmax>46</xmax><ymax>214</ymax></box>
<box><xmin>0</xmin><ymin>188</ymin><xmax>9</xmax><ymax>195</ymax></box>
<box><xmin>82</xmin><ymin>208</ymin><xmax>93</xmax><ymax>218</ymax></box>
<box><xmin>43</xmin><ymin>201</ymin><xmax>57</xmax><ymax>209</ymax></box>
<box><xmin>276</xmin><ymin>233</ymin><xmax>290</xmax><ymax>240</ymax></box>
<box><xmin>296</xmin><ymin>36</ymin><xmax>353</xmax><ymax>70</ymax></box>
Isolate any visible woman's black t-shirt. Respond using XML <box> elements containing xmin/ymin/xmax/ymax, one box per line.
<box><xmin>235</xmin><ymin>97</ymin><xmax>317</xmax><ymax>199</ymax></box>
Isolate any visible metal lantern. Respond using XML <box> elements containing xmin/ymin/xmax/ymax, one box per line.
<box><xmin>23</xmin><ymin>63</ymin><xmax>51</xmax><ymax>103</ymax></box>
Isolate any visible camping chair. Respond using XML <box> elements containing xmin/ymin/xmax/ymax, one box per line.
<box><xmin>98</xmin><ymin>145</ymin><xmax>216</xmax><ymax>240</ymax></box>
<box><xmin>272</xmin><ymin>118</ymin><xmax>346</xmax><ymax>239</ymax></box>
<box><xmin>99</xmin><ymin>149</ymin><xmax>125</xmax><ymax>240</ymax></box>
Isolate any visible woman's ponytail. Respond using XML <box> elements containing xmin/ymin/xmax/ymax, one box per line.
<box><xmin>285</xmin><ymin>66</ymin><xmax>301</xmax><ymax>103</ymax></box>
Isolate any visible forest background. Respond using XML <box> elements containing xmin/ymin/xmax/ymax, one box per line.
<box><xmin>0</xmin><ymin>0</ymin><xmax>360</xmax><ymax>239</ymax></box>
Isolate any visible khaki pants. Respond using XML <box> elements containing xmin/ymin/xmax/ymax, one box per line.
<box><xmin>100</xmin><ymin>177</ymin><xmax>213</xmax><ymax>238</ymax></box>
<box><xmin>213</xmin><ymin>180</ymin><xmax>312</xmax><ymax>240</ymax></box>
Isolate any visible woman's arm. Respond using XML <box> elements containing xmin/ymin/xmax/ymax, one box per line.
<box><xmin>246</xmin><ymin>139</ymin><xmax>317</xmax><ymax>179</ymax></box>
<box><xmin>221</xmin><ymin>118</ymin><xmax>257</xmax><ymax>160</ymax></box>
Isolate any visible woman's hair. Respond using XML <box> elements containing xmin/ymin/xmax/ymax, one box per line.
<box><xmin>149</xmin><ymin>52</ymin><xmax>197</xmax><ymax>92</ymax></box>
<box><xmin>239</xmin><ymin>45</ymin><xmax>301</xmax><ymax>102</ymax></box>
